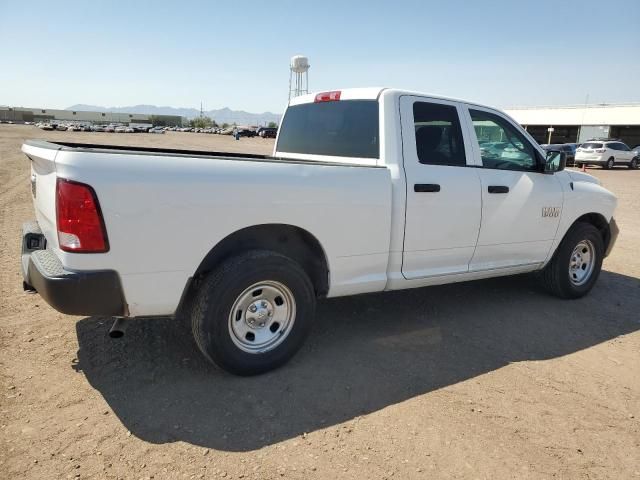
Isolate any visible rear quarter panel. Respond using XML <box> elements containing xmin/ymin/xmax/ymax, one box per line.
<box><xmin>53</xmin><ymin>150</ymin><xmax>392</xmax><ymax>316</ymax></box>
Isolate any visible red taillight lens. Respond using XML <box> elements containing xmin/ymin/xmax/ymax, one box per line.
<box><xmin>314</xmin><ymin>91</ymin><xmax>341</xmax><ymax>102</ymax></box>
<box><xmin>56</xmin><ymin>178</ymin><xmax>109</xmax><ymax>253</ymax></box>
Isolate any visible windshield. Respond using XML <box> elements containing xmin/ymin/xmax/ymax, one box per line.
<box><xmin>277</xmin><ymin>100</ymin><xmax>379</xmax><ymax>158</ymax></box>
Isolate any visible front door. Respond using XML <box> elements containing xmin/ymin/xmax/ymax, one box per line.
<box><xmin>400</xmin><ymin>96</ymin><xmax>482</xmax><ymax>279</ymax></box>
<box><xmin>464</xmin><ymin>107</ymin><xmax>564</xmax><ymax>271</ymax></box>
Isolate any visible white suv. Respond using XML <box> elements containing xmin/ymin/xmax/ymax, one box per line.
<box><xmin>575</xmin><ymin>140</ymin><xmax>639</xmax><ymax>169</ymax></box>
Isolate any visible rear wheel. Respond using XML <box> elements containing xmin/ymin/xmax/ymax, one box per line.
<box><xmin>191</xmin><ymin>250</ymin><xmax>316</xmax><ymax>375</ymax></box>
<box><xmin>540</xmin><ymin>223</ymin><xmax>603</xmax><ymax>299</ymax></box>
<box><xmin>629</xmin><ymin>157</ymin><xmax>638</xmax><ymax>169</ymax></box>
<box><xmin>604</xmin><ymin>157</ymin><xmax>615</xmax><ymax>169</ymax></box>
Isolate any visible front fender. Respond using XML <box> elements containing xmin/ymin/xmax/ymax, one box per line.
<box><xmin>545</xmin><ymin>171</ymin><xmax>617</xmax><ymax>264</ymax></box>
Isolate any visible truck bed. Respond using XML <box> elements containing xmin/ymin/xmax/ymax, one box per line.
<box><xmin>23</xmin><ymin>138</ymin><xmax>393</xmax><ymax>316</ymax></box>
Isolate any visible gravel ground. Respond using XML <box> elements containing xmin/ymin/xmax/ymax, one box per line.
<box><xmin>1</xmin><ymin>124</ymin><xmax>639</xmax><ymax>479</ymax></box>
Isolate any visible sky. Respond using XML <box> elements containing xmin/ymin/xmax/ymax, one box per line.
<box><xmin>1</xmin><ymin>0</ymin><xmax>639</xmax><ymax>114</ymax></box>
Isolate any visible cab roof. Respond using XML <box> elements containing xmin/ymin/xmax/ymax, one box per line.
<box><xmin>288</xmin><ymin>87</ymin><xmax>489</xmax><ymax>110</ymax></box>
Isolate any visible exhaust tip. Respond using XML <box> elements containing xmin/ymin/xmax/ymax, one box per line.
<box><xmin>108</xmin><ymin>317</ymin><xmax>127</xmax><ymax>339</ymax></box>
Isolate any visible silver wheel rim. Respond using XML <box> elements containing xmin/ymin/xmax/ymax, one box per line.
<box><xmin>228</xmin><ymin>280</ymin><xmax>296</xmax><ymax>354</ymax></box>
<box><xmin>608</xmin><ymin>159</ymin><xmax>614</xmax><ymax>168</ymax></box>
<box><xmin>569</xmin><ymin>240</ymin><xmax>596</xmax><ymax>286</ymax></box>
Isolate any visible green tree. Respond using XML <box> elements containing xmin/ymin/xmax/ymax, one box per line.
<box><xmin>189</xmin><ymin>116</ymin><xmax>215</xmax><ymax>129</ymax></box>
<box><xmin>267</xmin><ymin>121</ymin><xmax>278</xmax><ymax>128</ymax></box>
<box><xmin>221</xmin><ymin>122</ymin><xmax>229</xmax><ymax>129</ymax></box>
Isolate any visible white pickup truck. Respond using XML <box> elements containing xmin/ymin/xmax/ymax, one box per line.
<box><xmin>21</xmin><ymin>88</ymin><xmax>618</xmax><ymax>375</ymax></box>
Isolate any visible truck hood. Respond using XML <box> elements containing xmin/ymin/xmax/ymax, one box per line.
<box><xmin>565</xmin><ymin>169</ymin><xmax>601</xmax><ymax>185</ymax></box>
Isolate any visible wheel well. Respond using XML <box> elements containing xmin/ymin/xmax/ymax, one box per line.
<box><xmin>573</xmin><ymin>213</ymin><xmax>610</xmax><ymax>249</ymax></box>
<box><xmin>192</xmin><ymin>224</ymin><xmax>329</xmax><ymax>298</ymax></box>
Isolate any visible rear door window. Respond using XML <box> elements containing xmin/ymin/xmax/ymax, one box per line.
<box><xmin>277</xmin><ymin>100</ymin><xmax>379</xmax><ymax>158</ymax></box>
<box><xmin>412</xmin><ymin>102</ymin><xmax>466</xmax><ymax>166</ymax></box>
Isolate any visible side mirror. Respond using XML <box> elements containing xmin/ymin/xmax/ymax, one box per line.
<box><xmin>544</xmin><ymin>150</ymin><xmax>566</xmax><ymax>173</ymax></box>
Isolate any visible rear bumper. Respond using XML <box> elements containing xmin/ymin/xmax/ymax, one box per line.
<box><xmin>605</xmin><ymin>218</ymin><xmax>619</xmax><ymax>258</ymax></box>
<box><xmin>22</xmin><ymin>222</ymin><xmax>127</xmax><ymax>316</ymax></box>
<box><xmin>575</xmin><ymin>158</ymin><xmax>605</xmax><ymax>164</ymax></box>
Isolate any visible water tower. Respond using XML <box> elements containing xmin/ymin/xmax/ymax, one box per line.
<box><xmin>289</xmin><ymin>55</ymin><xmax>310</xmax><ymax>101</ymax></box>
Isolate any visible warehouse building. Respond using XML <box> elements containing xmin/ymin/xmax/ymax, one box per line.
<box><xmin>0</xmin><ymin>106</ymin><xmax>185</xmax><ymax>127</ymax></box>
<box><xmin>505</xmin><ymin>103</ymin><xmax>640</xmax><ymax>147</ymax></box>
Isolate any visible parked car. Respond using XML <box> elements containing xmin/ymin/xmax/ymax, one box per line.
<box><xmin>148</xmin><ymin>127</ymin><xmax>165</xmax><ymax>134</ymax></box>
<box><xmin>233</xmin><ymin>128</ymin><xmax>256</xmax><ymax>138</ymax></box>
<box><xmin>91</xmin><ymin>125</ymin><xmax>105</xmax><ymax>132</ymax></box>
<box><xmin>575</xmin><ymin>139</ymin><xmax>638</xmax><ymax>169</ymax></box>
<box><xmin>20</xmin><ymin>87</ymin><xmax>618</xmax><ymax>376</ymax></box>
<box><xmin>541</xmin><ymin>144</ymin><xmax>576</xmax><ymax>166</ymax></box>
<box><xmin>260</xmin><ymin>127</ymin><xmax>278</xmax><ymax>138</ymax></box>
<box><xmin>103</xmin><ymin>125</ymin><xmax>116</xmax><ymax>133</ymax></box>
<box><xmin>39</xmin><ymin>124</ymin><xmax>54</xmax><ymax>131</ymax></box>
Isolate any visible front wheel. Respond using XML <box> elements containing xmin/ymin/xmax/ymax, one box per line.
<box><xmin>629</xmin><ymin>157</ymin><xmax>638</xmax><ymax>169</ymax></box>
<box><xmin>540</xmin><ymin>223</ymin><xmax>604</xmax><ymax>299</ymax></box>
<box><xmin>191</xmin><ymin>250</ymin><xmax>316</xmax><ymax>375</ymax></box>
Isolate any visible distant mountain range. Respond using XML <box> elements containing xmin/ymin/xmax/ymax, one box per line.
<box><xmin>65</xmin><ymin>104</ymin><xmax>282</xmax><ymax>126</ymax></box>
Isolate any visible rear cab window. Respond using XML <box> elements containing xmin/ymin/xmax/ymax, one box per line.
<box><xmin>276</xmin><ymin>100</ymin><xmax>379</xmax><ymax>160</ymax></box>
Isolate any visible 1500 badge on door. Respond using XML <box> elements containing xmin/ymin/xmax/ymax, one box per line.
<box><xmin>542</xmin><ymin>206</ymin><xmax>560</xmax><ymax>217</ymax></box>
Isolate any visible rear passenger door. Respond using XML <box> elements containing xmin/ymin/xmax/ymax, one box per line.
<box><xmin>400</xmin><ymin>96</ymin><xmax>482</xmax><ymax>279</ymax></box>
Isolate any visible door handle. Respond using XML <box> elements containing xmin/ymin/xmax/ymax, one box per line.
<box><xmin>488</xmin><ymin>185</ymin><xmax>509</xmax><ymax>194</ymax></box>
<box><xmin>414</xmin><ymin>183</ymin><xmax>441</xmax><ymax>193</ymax></box>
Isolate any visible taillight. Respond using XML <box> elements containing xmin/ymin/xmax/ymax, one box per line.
<box><xmin>56</xmin><ymin>178</ymin><xmax>109</xmax><ymax>253</ymax></box>
<box><xmin>314</xmin><ymin>91</ymin><xmax>341</xmax><ymax>102</ymax></box>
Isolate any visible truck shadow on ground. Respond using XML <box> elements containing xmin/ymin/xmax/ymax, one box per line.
<box><xmin>74</xmin><ymin>270</ymin><xmax>640</xmax><ymax>452</ymax></box>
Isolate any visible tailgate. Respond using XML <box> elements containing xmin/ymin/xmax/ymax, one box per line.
<box><xmin>21</xmin><ymin>141</ymin><xmax>62</xmax><ymax>250</ymax></box>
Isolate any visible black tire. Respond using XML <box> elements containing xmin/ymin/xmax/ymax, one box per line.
<box><xmin>604</xmin><ymin>157</ymin><xmax>615</xmax><ymax>169</ymax></box>
<box><xmin>629</xmin><ymin>157</ymin><xmax>638</xmax><ymax>170</ymax></box>
<box><xmin>540</xmin><ymin>223</ymin><xmax>604</xmax><ymax>299</ymax></box>
<box><xmin>191</xmin><ymin>250</ymin><xmax>316</xmax><ymax>375</ymax></box>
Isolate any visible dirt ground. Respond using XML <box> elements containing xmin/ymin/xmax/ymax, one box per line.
<box><xmin>1</xmin><ymin>124</ymin><xmax>638</xmax><ymax>479</ymax></box>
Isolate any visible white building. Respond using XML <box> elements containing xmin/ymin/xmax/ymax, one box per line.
<box><xmin>505</xmin><ymin>103</ymin><xmax>640</xmax><ymax>146</ymax></box>
<box><xmin>0</xmin><ymin>106</ymin><xmax>185</xmax><ymax>127</ymax></box>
